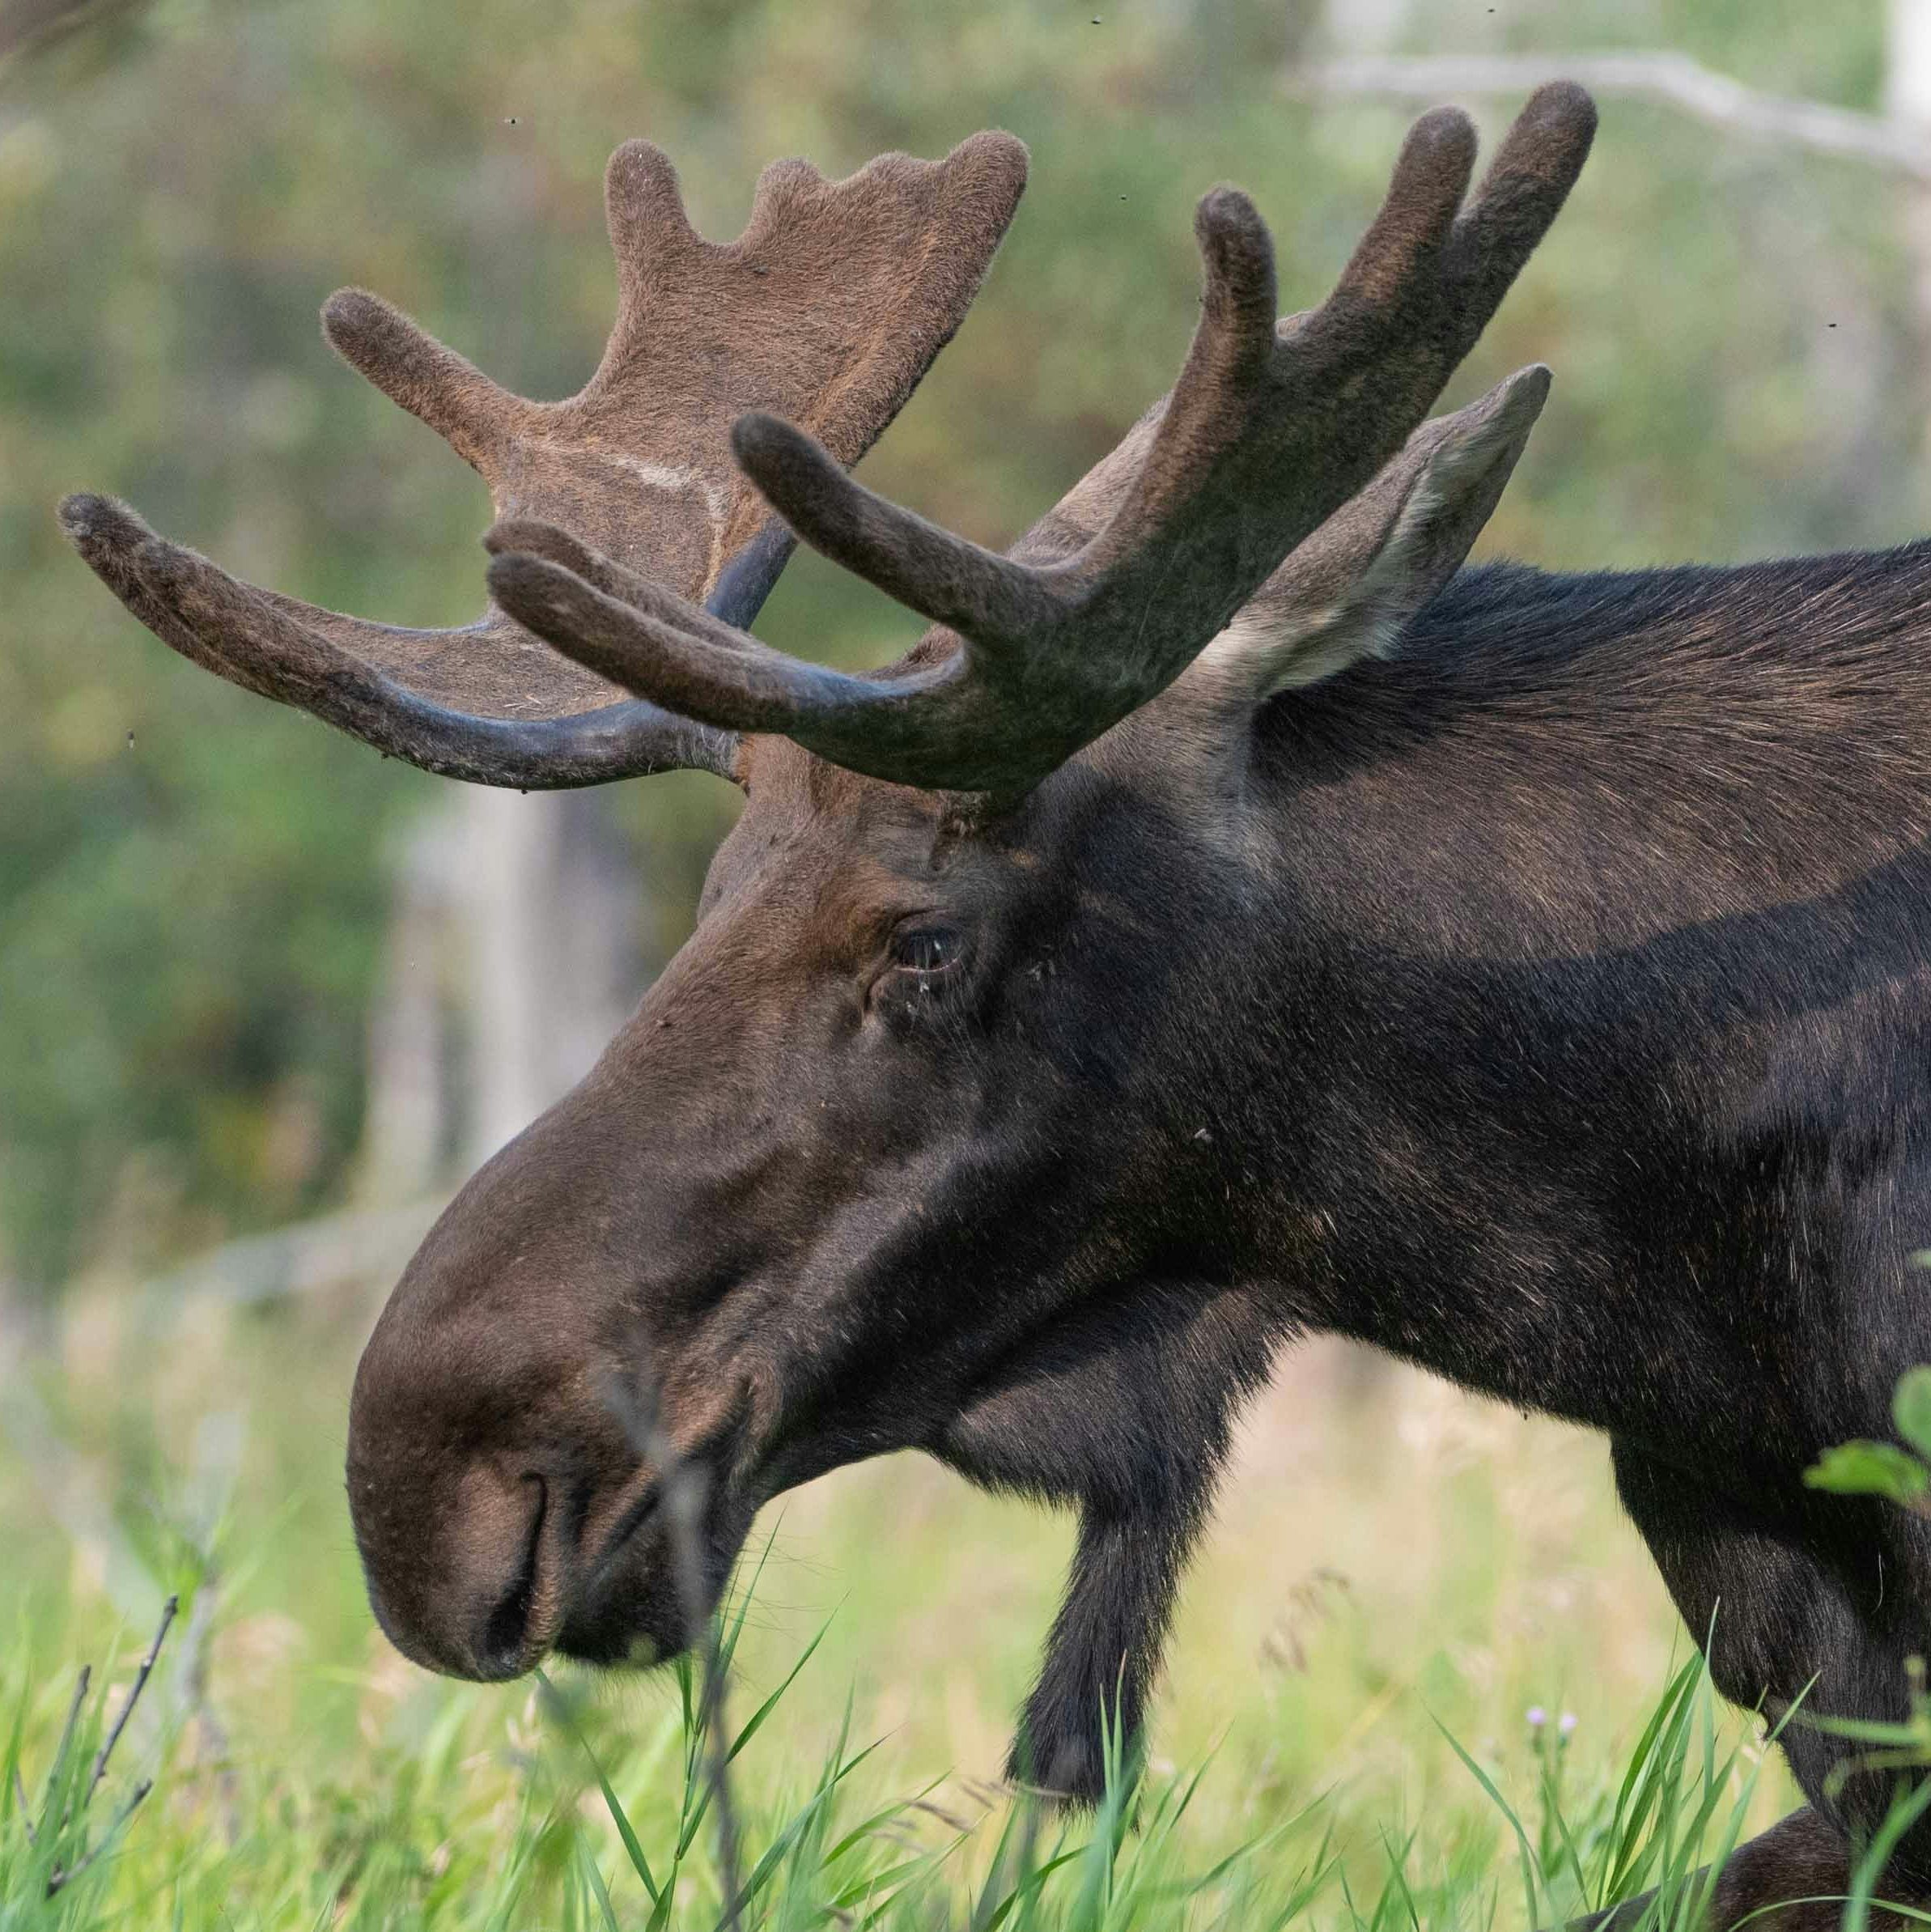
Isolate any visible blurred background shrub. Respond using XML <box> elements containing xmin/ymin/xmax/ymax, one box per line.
<box><xmin>4</xmin><ymin>9</ymin><xmax>1926</xmax><ymax>1917</ymax></box>
<box><xmin>1</xmin><ymin>0</ymin><xmax>1921</xmax><ymax>1295</ymax></box>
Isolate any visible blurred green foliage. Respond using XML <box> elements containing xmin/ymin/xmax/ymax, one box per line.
<box><xmin>0</xmin><ymin>0</ymin><xmax>1914</xmax><ymax>1287</ymax></box>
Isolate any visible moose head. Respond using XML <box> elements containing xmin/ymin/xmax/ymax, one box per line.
<box><xmin>63</xmin><ymin>88</ymin><xmax>1594</xmax><ymax>1798</ymax></box>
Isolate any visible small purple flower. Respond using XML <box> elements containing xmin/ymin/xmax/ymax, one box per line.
<box><xmin>1526</xmin><ymin>1705</ymin><xmax>1547</xmax><ymax>1729</ymax></box>
<box><xmin>1559</xmin><ymin>1712</ymin><xmax>1578</xmax><ymax>1736</ymax></box>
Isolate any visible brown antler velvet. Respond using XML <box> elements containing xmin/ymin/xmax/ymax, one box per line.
<box><xmin>60</xmin><ymin>131</ymin><xmax>1029</xmax><ymax>788</ymax></box>
<box><xmin>489</xmin><ymin>84</ymin><xmax>1594</xmax><ymax>794</ymax></box>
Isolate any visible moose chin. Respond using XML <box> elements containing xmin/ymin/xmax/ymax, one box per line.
<box><xmin>63</xmin><ymin>72</ymin><xmax>1931</xmax><ymax>1926</ymax></box>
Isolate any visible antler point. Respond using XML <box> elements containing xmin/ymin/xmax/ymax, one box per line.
<box><xmin>729</xmin><ymin>410</ymin><xmax>814</xmax><ymax>474</ymax></box>
<box><xmin>320</xmin><ymin>285</ymin><xmax>388</xmax><ymax>346</ymax></box>
<box><xmin>949</xmin><ymin>129</ymin><xmax>1031</xmax><ymax>195</ymax></box>
<box><xmin>1192</xmin><ymin>189</ymin><xmax>1277</xmax><ymax>330</ymax></box>
<box><xmin>1521</xmin><ymin>78</ymin><xmax>1598</xmax><ymax>136</ymax></box>
<box><xmin>605</xmin><ymin>138</ymin><xmax>698</xmax><ymax>260</ymax></box>
<box><xmin>1195</xmin><ymin>185</ymin><xmax>1265</xmax><ymax>237</ymax></box>
<box><xmin>57</xmin><ymin>491</ymin><xmax>112</xmax><ymax>542</ymax></box>
<box><xmin>1410</xmin><ymin>102</ymin><xmax>1479</xmax><ymax>149</ymax></box>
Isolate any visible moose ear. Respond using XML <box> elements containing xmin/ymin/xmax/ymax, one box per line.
<box><xmin>1190</xmin><ymin>363</ymin><xmax>1551</xmax><ymax>703</ymax></box>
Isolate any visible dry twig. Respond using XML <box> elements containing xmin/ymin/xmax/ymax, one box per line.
<box><xmin>605</xmin><ymin>1375</ymin><xmax>745</xmax><ymax>1932</ymax></box>
<box><xmin>86</xmin><ymin>1594</ymin><xmax>176</xmax><ymax>1806</ymax></box>
<box><xmin>15</xmin><ymin>1594</ymin><xmax>179</xmax><ymax>1898</ymax></box>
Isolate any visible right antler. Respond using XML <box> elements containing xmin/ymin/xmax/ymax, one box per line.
<box><xmin>489</xmin><ymin>84</ymin><xmax>1594</xmax><ymax>795</ymax></box>
<box><xmin>61</xmin><ymin>131</ymin><xmax>1029</xmax><ymax>788</ymax></box>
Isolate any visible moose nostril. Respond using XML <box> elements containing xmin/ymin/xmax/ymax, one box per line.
<box><xmin>477</xmin><ymin>1476</ymin><xmax>548</xmax><ymax>1675</ymax></box>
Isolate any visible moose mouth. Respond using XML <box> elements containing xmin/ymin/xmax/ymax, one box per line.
<box><xmin>587</xmin><ymin>1473</ymin><xmax>664</xmax><ymax>1594</ymax></box>
<box><xmin>550</xmin><ymin>1411</ymin><xmax>755</xmax><ymax>1671</ymax></box>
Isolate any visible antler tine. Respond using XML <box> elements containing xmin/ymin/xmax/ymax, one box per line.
<box><xmin>1055</xmin><ymin>185</ymin><xmax>1283</xmax><ymax>615</ymax></box>
<box><xmin>1444</xmin><ymin>79</ymin><xmax>1599</xmax><ymax>323</ymax></box>
<box><xmin>486</xmin><ymin>535</ymin><xmax>1033</xmax><ymax>795</ymax></box>
<box><xmin>1329</xmin><ymin>106</ymin><xmax>1477</xmax><ymax>310</ymax></box>
<box><xmin>61</xmin><ymin>495</ymin><xmax>729</xmax><ymax>786</ymax></box>
<box><xmin>486</xmin><ymin>547</ymin><xmax>882</xmax><ymax>737</ymax></box>
<box><xmin>62</xmin><ymin>493</ymin><xmax>278</xmax><ymax>695</ymax></box>
<box><xmin>323</xmin><ymin>290</ymin><xmax>540</xmax><ymax>472</ymax></box>
<box><xmin>601</xmin><ymin>138</ymin><xmax>704</xmax><ymax>344</ymax></box>
<box><xmin>724</xmin><ymin>416</ymin><xmax>1061</xmax><ymax>648</ymax></box>
<box><xmin>494</xmin><ymin>86</ymin><xmax>1592</xmax><ymax>796</ymax></box>
<box><xmin>63</xmin><ymin>130</ymin><xmax>1029</xmax><ymax>789</ymax></box>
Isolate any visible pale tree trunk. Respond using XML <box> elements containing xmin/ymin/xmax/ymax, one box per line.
<box><xmin>358</xmin><ymin>814</ymin><xmax>458</xmax><ymax>1203</ymax></box>
<box><xmin>359</xmin><ymin>788</ymin><xmax>646</xmax><ymax>1195</ymax></box>
<box><xmin>1891</xmin><ymin>0</ymin><xmax>1931</xmax><ymax>461</ymax></box>
<box><xmin>455</xmin><ymin>788</ymin><xmax>641</xmax><ymax>1169</ymax></box>
<box><xmin>356</xmin><ymin>194</ymin><xmax>651</xmax><ymax>1191</ymax></box>
<box><xmin>461</xmin><ymin>788</ymin><xmax>558</xmax><ymax>1164</ymax></box>
<box><xmin>1891</xmin><ymin>0</ymin><xmax>1931</xmax><ymax>133</ymax></box>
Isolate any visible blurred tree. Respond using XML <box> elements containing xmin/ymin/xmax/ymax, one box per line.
<box><xmin>0</xmin><ymin>0</ymin><xmax>146</xmax><ymax>66</ymax></box>
<box><xmin>1891</xmin><ymin>0</ymin><xmax>1931</xmax><ymax>448</ymax></box>
<box><xmin>357</xmin><ymin>788</ymin><xmax>647</xmax><ymax>1191</ymax></box>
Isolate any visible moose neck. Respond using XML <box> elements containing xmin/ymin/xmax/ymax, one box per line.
<box><xmin>1256</xmin><ymin>554</ymin><xmax>1931</xmax><ymax>950</ymax></box>
<box><xmin>1092</xmin><ymin>550</ymin><xmax>1931</xmax><ymax>1437</ymax></box>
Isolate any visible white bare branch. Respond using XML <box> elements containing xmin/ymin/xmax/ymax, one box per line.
<box><xmin>1284</xmin><ymin>52</ymin><xmax>1931</xmax><ymax>180</ymax></box>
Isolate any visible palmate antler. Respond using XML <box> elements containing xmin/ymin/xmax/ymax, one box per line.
<box><xmin>489</xmin><ymin>84</ymin><xmax>1596</xmax><ymax>795</ymax></box>
<box><xmin>61</xmin><ymin>133</ymin><xmax>1029</xmax><ymax>787</ymax></box>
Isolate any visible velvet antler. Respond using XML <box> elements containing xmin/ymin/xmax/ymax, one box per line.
<box><xmin>489</xmin><ymin>85</ymin><xmax>1594</xmax><ymax>794</ymax></box>
<box><xmin>61</xmin><ymin>132</ymin><xmax>1029</xmax><ymax>788</ymax></box>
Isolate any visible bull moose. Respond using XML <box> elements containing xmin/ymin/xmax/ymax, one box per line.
<box><xmin>57</xmin><ymin>78</ymin><xmax>1931</xmax><ymax>1923</ymax></box>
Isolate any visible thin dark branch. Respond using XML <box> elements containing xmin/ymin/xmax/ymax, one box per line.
<box><xmin>605</xmin><ymin>1375</ymin><xmax>744</xmax><ymax>1932</ymax></box>
<box><xmin>172</xmin><ymin>1570</ymin><xmax>240</xmax><ymax>1843</ymax></box>
<box><xmin>13</xmin><ymin>1594</ymin><xmax>176</xmax><ymax>1893</ymax></box>
<box><xmin>45</xmin><ymin>1778</ymin><xmax>152</xmax><ymax>1897</ymax></box>
<box><xmin>87</xmin><ymin>1594</ymin><xmax>176</xmax><ymax>1806</ymax></box>
<box><xmin>42</xmin><ymin>1665</ymin><xmax>89</xmax><ymax>1816</ymax></box>
<box><xmin>1284</xmin><ymin>52</ymin><xmax>1931</xmax><ymax>180</ymax></box>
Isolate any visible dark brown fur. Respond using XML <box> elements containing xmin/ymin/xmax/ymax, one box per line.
<box><xmin>344</xmin><ymin>541</ymin><xmax>1931</xmax><ymax>1930</ymax></box>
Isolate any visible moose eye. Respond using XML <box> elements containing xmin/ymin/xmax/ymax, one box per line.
<box><xmin>890</xmin><ymin>925</ymin><xmax>965</xmax><ymax>978</ymax></box>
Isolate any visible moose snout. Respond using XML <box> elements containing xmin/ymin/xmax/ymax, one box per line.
<box><xmin>344</xmin><ymin>1308</ymin><xmax>700</xmax><ymax>1683</ymax></box>
<box><xmin>342</xmin><ymin>1132</ymin><xmax>758</xmax><ymax>1684</ymax></box>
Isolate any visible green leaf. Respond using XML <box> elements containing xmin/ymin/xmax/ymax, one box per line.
<box><xmin>578</xmin><ymin>1845</ymin><xmax>622</xmax><ymax>1932</ymax></box>
<box><xmin>728</xmin><ymin>1614</ymin><xmax>831</xmax><ymax>1764</ymax></box>
<box><xmin>538</xmin><ymin>1669</ymin><xmax>660</xmax><ymax>1904</ymax></box>
<box><xmin>1804</xmin><ymin>1440</ymin><xmax>1930</xmax><ymax>1504</ymax></box>
<box><xmin>1895</xmin><ymin>1369</ymin><xmax>1931</xmax><ymax>1461</ymax></box>
<box><xmin>1435</xmin><ymin>1714</ymin><xmax>1543</xmax><ymax>1932</ymax></box>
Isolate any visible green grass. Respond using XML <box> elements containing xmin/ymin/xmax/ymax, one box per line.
<box><xmin>0</xmin><ymin>1570</ymin><xmax>1835</xmax><ymax>1931</ymax></box>
<box><xmin>0</xmin><ymin>1275</ymin><xmax>1840</xmax><ymax>1928</ymax></box>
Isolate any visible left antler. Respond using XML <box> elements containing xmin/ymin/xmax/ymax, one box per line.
<box><xmin>489</xmin><ymin>83</ymin><xmax>1594</xmax><ymax>794</ymax></box>
<box><xmin>61</xmin><ymin>132</ymin><xmax>1029</xmax><ymax>788</ymax></box>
